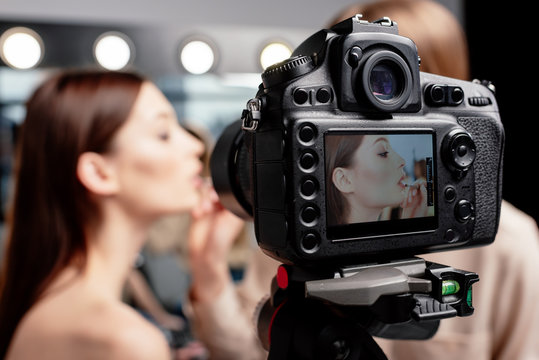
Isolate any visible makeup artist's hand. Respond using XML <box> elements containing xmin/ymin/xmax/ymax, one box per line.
<box><xmin>401</xmin><ymin>179</ymin><xmax>428</xmax><ymax>219</ymax></box>
<box><xmin>188</xmin><ymin>180</ymin><xmax>244</xmax><ymax>303</ymax></box>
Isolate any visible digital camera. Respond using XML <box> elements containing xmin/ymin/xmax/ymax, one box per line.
<box><xmin>211</xmin><ymin>15</ymin><xmax>504</xmax><ymax>268</ymax></box>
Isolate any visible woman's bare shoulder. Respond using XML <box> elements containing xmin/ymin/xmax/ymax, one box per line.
<box><xmin>8</xmin><ymin>297</ymin><xmax>170</xmax><ymax>360</ymax></box>
<box><xmin>98</xmin><ymin>302</ymin><xmax>171</xmax><ymax>360</ymax></box>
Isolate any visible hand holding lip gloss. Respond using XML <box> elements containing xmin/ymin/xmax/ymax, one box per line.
<box><xmin>401</xmin><ymin>179</ymin><xmax>429</xmax><ymax>219</ymax></box>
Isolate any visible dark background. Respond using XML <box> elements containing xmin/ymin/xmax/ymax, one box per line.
<box><xmin>465</xmin><ymin>2</ymin><xmax>537</xmax><ymax>225</ymax></box>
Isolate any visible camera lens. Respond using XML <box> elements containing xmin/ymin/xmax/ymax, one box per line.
<box><xmin>210</xmin><ymin>119</ymin><xmax>253</xmax><ymax>219</ymax></box>
<box><xmin>369</xmin><ymin>63</ymin><xmax>398</xmax><ymax>101</ymax></box>
<box><xmin>360</xmin><ymin>50</ymin><xmax>413</xmax><ymax>112</ymax></box>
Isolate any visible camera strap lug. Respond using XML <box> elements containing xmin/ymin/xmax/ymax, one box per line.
<box><xmin>353</xmin><ymin>14</ymin><xmax>370</xmax><ymax>24</ymax></box>
<box><xmin>241</xmin><ymin>98</ymin><xmax>262</xmax><ymax>132</ymax></box>
<box><xmin>372</xmin><ymin>17</ymin><xmax>394</xmax><ymax>27</ymax></box>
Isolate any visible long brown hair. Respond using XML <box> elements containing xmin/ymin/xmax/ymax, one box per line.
<box><xmin>0</xmin><ymin>70</ymin><xmax>145</xmax><ymax>357</ymax></box>
<box><xmin>325</xmin><ymin>135</ymin><xmax>364</xmax><ymax>225</ymax></box>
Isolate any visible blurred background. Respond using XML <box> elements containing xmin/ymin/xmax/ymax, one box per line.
<box><xmin>0</xmin><ymin>0</ymin><xmax>535</xmax><ymax>242</ymax></box>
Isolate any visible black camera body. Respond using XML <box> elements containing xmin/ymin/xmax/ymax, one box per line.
<box><xmin>212</xmin><ymin>15</ymin><xmax>504</xmax><ymax>268</ymax></box>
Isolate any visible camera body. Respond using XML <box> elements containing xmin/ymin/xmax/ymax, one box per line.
<box><xmin>212</xmin><ymin>16</ymin><xmax>504</xmax><ymax>268</ymax></box>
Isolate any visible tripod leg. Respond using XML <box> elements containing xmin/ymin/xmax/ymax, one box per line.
<box><xmin>314</xmin><ymin>321</ymin><xmax>388</xmax><ymax>360</ymax></box>
<box><xmin>266</xmin><ymin>298</ymin><xmax>388</xmax><ymax>360</ymax></box>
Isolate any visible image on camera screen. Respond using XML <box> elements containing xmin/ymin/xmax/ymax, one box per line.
<box><xmin>325</xmin><ymin>132</ymin><xmax>437</xmax><ymax>240</ymax></box>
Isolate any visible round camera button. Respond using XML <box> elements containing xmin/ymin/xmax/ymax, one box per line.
<box><xmin>300</xmin><ymin>178</ymin><xmax>318</xmax><ymax>198</ymax></box>
<box><xmin>316</xmin><ymin>88</ymin><xmax>331</xmax><ymax>103</ymax></box>
<box><xmin>298</xmin><ymin>124</ymin><xmax>316</xmax><ymax>143</ymax></box>
<box><xmin>301</xmin><ymin>206</ymin><xmax>318</xmax><ymax>224</ymax></box>
<box><xmin>444</xmin><ymin>229</ymin><xmax>459</xmax><ymax>243</ymax></box>
<box><xmin>430</xmin><ymin>85</ymin><xmax>445</xmax><ymax>103</ymax></box>
<box><xmin>294</xmin><ymin>88</ymin><xmax>309</xmax><ymax>105</ymax></box>
<box><xmin>299</xmin><ymin>151</ymin><xmax>318</xmax><ymax>171</ymax></box>
<box><xmin>451</xmin><ymin>87</ymin><xmax>464</xmax><ymax>104</ymax></box>
<box><xmin>455</xmin><ymin>200</ymin><xmax>474</xmax><ymax>222</ymax></box>
<box><xmin>347</xmin><ymin>46</ymin><xmax>363</xmax><ymax>67</ymax></box>
<box><xmin>457</xmin><ymin>145</ymin><xmax>468</xmax><ymax>157</ymax></box>
<box><xmin>451</xmin><ymin>134</ymin><xmax>476</xmax><ymax>169</ymax></box>
<box><xmin>443</xmin><ymin>130</ymin><xmax>476</xmax><ymax>173</ymax></box>
<box><xmin>301</xmin><ymin>232</ymin><xmax>321</xmax><ymax>253</ymax></box>
<box><xmin>444</xmin><ymin>186</ymin><xmax>457</xmax><ymax>202</ymax></box>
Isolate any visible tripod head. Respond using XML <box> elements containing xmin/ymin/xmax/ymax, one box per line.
<box><xmin>256</xmin><ymin>257</ymin><xmax>478</xmax><ymax>360</ymax></box>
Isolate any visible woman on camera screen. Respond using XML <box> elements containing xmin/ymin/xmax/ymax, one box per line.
<box><xmin>326</xmin><ymin>133</ymin><xmax>434</xmax><ymax>226</ymax></box>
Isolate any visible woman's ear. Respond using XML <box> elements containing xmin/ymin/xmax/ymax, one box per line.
<box><xmin>332</xmin><ymin>167</ymin><xmax>354</xmax><ymax>193</ymax></box>
<box><xmin>77</xmin><ymin>152</ymin><xmax>119</xmax><ymax>196</ymax></box>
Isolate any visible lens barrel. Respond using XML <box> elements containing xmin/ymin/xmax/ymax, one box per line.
<box><xmin>209</xmin><ymin>119</ymin><xmax>253</xmax><ymax>219</ymax></box>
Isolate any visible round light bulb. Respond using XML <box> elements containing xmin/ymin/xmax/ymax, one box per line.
<box><xmin>180</xmin><ymin>40</ymin><xmax>216</xmax><ymax>75</ymax></box>
<box><xmin>0</xmin><ymin>27</ymin><xmax>44</xmax><ymax>70</ymax></box>
<box><xmin>94</xmin><ymin>32</ymin><xmax>134</xmax><ymax>71</ymax></box>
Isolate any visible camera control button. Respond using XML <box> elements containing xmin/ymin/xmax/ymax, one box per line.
<box><xmin>444</xmin><ymin>229</ymin><xmax>459</xmax><ymax>243</ymax></box>
<box><xmin>457</xmin><ymin>145</ymin><xmax>468</xmax><ymax>157</ymax></box>
<box><xmin>451</xmin><ymin>136</ymin><xmax>476</xmax><ymax>169</ymax></box>
<box><xmin>300</xmin><ymin>178</ymin><xmax>318</xmax><ymax>198</ymax></box>
<box><xmin>429</xmin><ymin>85</ymin><xmax>445</xmax><ymax>103</ymax></box>
<box><xmin>455</xmin><ymin>200</ymin><xmax>474</xmax><ymax>222</ymax></box>
<box><xmin>442</xmin><ymin>130</ymin><xmax>476</xmax><ymax>174</ymax></box>
<box><xmin>347</xmin><ymin>46</ymin><xmax>363</xmax><ymax>67</ymax></box>
<box><xmin>299</xmin><ymin>151</ymin><xmax>318</xmax><ymax>171</ymax></box>
<box><xmin>316</xmin><ymin>88</ymin><xmax>332</xmax><ymax>104</ymax></box>
<box><xmin>293</xmin><ymin>88</ymin><xmax>309</xmax><ymax>105</ymax></box>
<box><xmin>468</xmin><ymin>96</ymin><xmax>492</xmax><ymax>106</ymax></box>
<box><xmin>451</xmin><ymin>87</ymin><xmax>464</xmax><ymax>104</ymax></box>
<box><xmin>426</xmin><ymin>85</ymin><xmax>464</xmax><ymax>106</ymax></box>
<box><xmin>298</xmin><ymin>124</ymin><xmax>316</xmax><ymax>143</ymax></box>
<box><xmin>301</xmin><ymin>205</ymin><xmax>319</xmax><ymax>225</ymax></box>
<box><xmin>301</xmin><ymin>232</ymin><xmax>320</xmax><ymax>253</ymax></box>
<box><xmin>444</xmin><ymin>186</ymin><xmax>457</xmax><ymax>202</ymax></box>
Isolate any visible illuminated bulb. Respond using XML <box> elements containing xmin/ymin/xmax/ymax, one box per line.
<box><xmin>260</xmin><ymin>42</ymin><xmax>292</xmax><ymax>70</ymax></box>
<box><xmin>0</xmin><ymin>27</ymin><xmax>44</xmax><ymax>70</ymax></box>
<box><xmin>94</xmin><ymin>32</ymin><xmax>133</xmax><ymax>71</ymax></box>
<box><xmin>180</xmin><ymin>40</ymin><xmax>215</xmax><ymax>75</ymax></box>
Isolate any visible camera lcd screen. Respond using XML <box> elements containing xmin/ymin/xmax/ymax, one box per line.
<box><xmin>325</xmin><ymin>132</ymin><xmax>437</xmax><ymax>240</ymax></box>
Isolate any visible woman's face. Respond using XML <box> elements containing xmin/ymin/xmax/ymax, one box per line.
<box><xmin>106</xmin><ymin>81</ymin><xmax>204</xmax><ymax>218</ymax></box>
<box><xmin>340</xmin><ymin>135</ymin><xmax>406</xmax><ymax>210</ymax></box>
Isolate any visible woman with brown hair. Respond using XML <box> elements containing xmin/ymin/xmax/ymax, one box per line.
<box><xmin>0</xmin><ymin>70</ymin><xmax>234</xmax><ymax>359</ymax></box>
<box><xmin>325</xmin><ymin>134</ymin><xmax>429</xmax><ymax>226</ymax></box>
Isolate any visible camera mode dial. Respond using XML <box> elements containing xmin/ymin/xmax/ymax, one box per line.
<box><xmin>262</xmin><ymin>55</ymin><xmax>314</xmax><ymax>89</ymax></box>
<box><xmin>442</xmin><ymin>129</ymin><xmax>476</xmax><ymax>178</ymax></box>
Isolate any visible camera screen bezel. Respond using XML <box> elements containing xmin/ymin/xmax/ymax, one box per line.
<box><xmin>324</xmin><ymin>130</ymin><xmax>438</xmax><ymax>241</ymax></box>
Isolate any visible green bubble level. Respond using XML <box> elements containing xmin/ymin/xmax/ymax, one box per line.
<box><xmin>467</xmin><ymin>287</ymin><xmax>473</xmax><ymax>307</ymax></box>
<box><xmin>441</xmin><ymin>280</ymin><xmax>460</xmax><ymax>295</ymax></box>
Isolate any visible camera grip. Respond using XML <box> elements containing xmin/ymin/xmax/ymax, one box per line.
<box><xmin>457</xmin><ymin>116</ymin><xmax>504</xmax><ymax>242</ymax></box>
